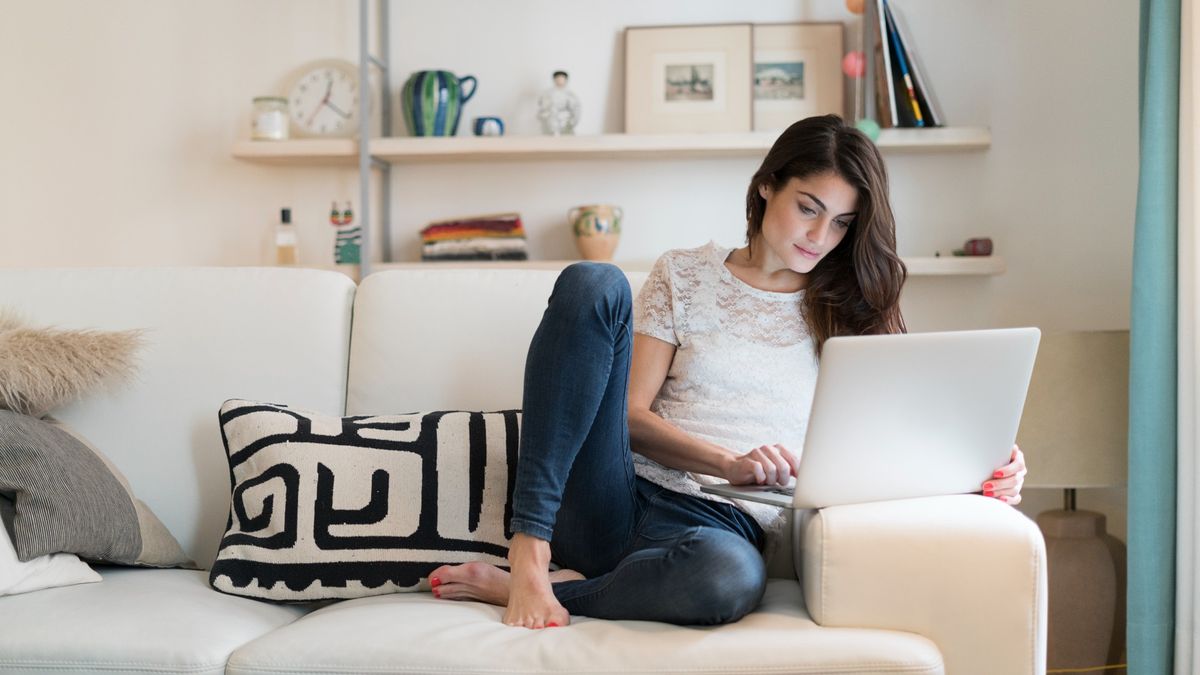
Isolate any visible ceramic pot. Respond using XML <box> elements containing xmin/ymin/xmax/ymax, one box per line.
<box><xmin>401</xmin><ymin>70</ymin><xmax>477</xmax><ymax>136</ymax></box>
<box><xmin>569</xmin><ymin>205</ymin><xmax>623</xmax><ymax>261</ymax></box>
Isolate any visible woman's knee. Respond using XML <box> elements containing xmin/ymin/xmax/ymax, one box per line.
<box><xmin>553</xmin><ymin>262</ymin><xmax>631</xmax><ymax>310</ymax></box>
<box><xmin>677</xmin><ymin>528</ymin><xmax>767</xmax><ymax>624</ymax></box>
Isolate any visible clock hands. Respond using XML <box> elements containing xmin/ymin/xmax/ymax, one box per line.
<box><xmin>325</xmin><ymin>101</ymin><xmax>350</xmax><ymax>119</ymax></box>
<box><xmin>307</xmin><ymin>77</ymin><xmax>348</xmax><ymax>126</ymax></box>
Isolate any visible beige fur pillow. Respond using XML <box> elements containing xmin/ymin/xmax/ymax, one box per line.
<box><xmin>0</xmin><ymin>310</ymin><xmax>144</xmax><ymax>418</ymax></box>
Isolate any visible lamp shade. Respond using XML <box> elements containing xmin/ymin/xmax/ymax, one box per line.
<box><xmin>1017</xmin><ymin>331</ymin><xmax>1129</xmax><ymax>489</ymax></box>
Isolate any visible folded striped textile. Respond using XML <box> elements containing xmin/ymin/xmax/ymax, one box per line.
<box><xmin>419</xmin><ymin>213</ymin><xmax>529</xmax><ymax>262</ymax></box>
<box><xmin>422</xmin><ymin>229</ymin><xmax>525</xmax><ymax>242</ymax></box>
<box><xmin>420</xmin><ymin>212</ymin><xmax>523</xmax><ymax>241</ymax></box>
<box><xmin>422</xmin><ymin>236</ymin><xmax>528</xmax><ymax>261</ymax></box>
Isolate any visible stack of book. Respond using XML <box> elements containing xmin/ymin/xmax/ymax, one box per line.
<box><xmin>419</xmin><ymin>212</ymin><xmax>529</xmax><ymax>262</ymax></box>
<box><xmin>862</xmin><ymin>0</ymin><xmax>942</xmax><ymax>128</ymax></box>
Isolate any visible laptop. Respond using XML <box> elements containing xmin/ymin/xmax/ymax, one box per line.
<box><xmin>701</xmin><ymin>327</ymin><xmax>1040</xmax><ymax>509</ymax></box>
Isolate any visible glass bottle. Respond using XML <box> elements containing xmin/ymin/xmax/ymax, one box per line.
<box><xmin>275</xmin><ymin>208</ymin><xmax>298</xmax><ymax>265</ymax></box>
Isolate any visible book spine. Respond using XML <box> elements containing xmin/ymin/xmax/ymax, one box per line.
<box><xmin>875</xmin><ymin>0</ymin><xmax>899</xmax><ymax>126</ymax></box>
<box><xmin>887</xmin><ymin>0</ymin><xmax>944</xmax><ymax>126</ymax></box>
<box><xmin>861</xmin><ymin>0</ymin><xmax>878</xmax><ymax>123</ymax></box>
<box><xmin>884</xmin><ymin>0</ymin><xmax>925</xmax><ymax>127</ymax></box>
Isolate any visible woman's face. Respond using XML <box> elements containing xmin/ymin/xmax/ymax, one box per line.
<box><xmin>757</xmin><ymin>172</ymin><xmax>858</xmax><ymax>274</ymax></box>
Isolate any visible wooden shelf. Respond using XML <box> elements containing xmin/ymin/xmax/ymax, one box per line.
<box><xmin>232</xmin><ymin>138</ymin><xmax>358</xmax><ymax>165</ymax></box>
<box><xmin>903</xmin><ymin>256</ymin><xmax>1006</xmax><ymax>276</ymax></box>
<box><xmin>232</xmin><ymin>127</ymin><xmax>991</xmax><ymax>165</ymax></box>
<box><xmin>332</xmin><ymin>255</ymin><xmax>1004</xmax><ymax>281</ymax></box>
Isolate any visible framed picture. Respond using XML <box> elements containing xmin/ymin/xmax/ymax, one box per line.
<box><xmin>753</xmin><ymin>23</ymin><xmax>845</xmax><ymax>132</ymax></box>
<box><xmin>624</xmin><ymin>23</ymin><xmax>753</xmax><ymax>134</ymax></box>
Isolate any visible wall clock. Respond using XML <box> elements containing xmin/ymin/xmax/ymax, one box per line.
<box><xmin>285</xmin><ymin>59</ymin><xmax>363</xmax><ymax>138</ymax></box>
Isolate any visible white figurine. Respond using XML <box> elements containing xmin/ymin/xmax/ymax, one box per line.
<box><xmin>537</xmin><ymin>70</ymin><xmax>581</xmax><ymax>136</ymax></box>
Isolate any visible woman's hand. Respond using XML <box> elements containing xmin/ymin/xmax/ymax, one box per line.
<box><xmin>725</xmin><ymin>444</ymin><xmax>799</xmax><ymax>486</ymax></box>
<box><xmin>983</xmin><ymin>444</ymin><xmax>1026</xmax><ymax>505</ymax></box>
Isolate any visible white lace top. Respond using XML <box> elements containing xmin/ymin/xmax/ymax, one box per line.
<box><xmin>632</xmin><ymin>241</ymin><xmax>819</xmax><ymax>538</ymax></box>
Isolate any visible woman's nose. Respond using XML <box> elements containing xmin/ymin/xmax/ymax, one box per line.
<box><xmin>807</xmin><ymin>219</ymin><xmax>832</xmax><ymax>245</ymax></box>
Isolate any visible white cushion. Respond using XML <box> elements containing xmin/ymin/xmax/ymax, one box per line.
<box><xmin>228</xmin><ymin>579</ymin><xmax>942</xmax><ymax>675</ymax></box>
<box><xmin>347</xmin><ymin>268</ymin><xmax>647</xmax><ymax>414</ymax></box>
<box><xmin>0</xmin><ymin>513</ymin><xmax>100</xmax><ymax>596</ymax></box>
<box><xmin>0</xmin><ymin>267</ymin><xmax>356</xmax><ymax>568</ymax></box>
<box><xmin>0</xmin><ymin>567</ymin><xmax>310</xmax><ymax>675</ymax></box>
<box><xmin>800</xmin><ymin>495</ymin><xmax>1047</xmax><ymax>675</ymax></box>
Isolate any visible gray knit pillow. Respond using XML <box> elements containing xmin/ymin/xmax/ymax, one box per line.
<box><xmin>0</xmin><ymin>410</ymin><xmax>194</xmax><ymax>567</ymax></box>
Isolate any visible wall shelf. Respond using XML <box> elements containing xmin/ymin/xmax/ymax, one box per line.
<box><xmin>301</xmin><ymin>255</ymin><xmax>1005</xmax><ymax>283</ymax></box>
<box><xmin>232</xmin><ymin>127</ymin><xmax>991</xmax><ymax>165</ymax></box>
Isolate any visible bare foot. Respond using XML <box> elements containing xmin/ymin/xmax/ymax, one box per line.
<box><xmin>504</xmin><ymin>534</ymin><xmax>572</xmax><ymax>628</ymax></box>
<box><xmin>428</xmin><ymin>533</ymin><xmax>577</xmax><ymax>629</ymax></box>
<box><xmin>427</xmin><ymin>561</ymin><xmax>584</xmax><ymax>606</ymax></box>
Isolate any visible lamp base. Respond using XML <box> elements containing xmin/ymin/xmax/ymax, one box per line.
<box><xmin>1036</xmin><ymin>508</ymin><xmax>1117</xmax><ymax>670</ymax></box>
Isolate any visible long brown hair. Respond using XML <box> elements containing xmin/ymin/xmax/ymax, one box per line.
<box><xmin>745</xmin><ymin>114</ymin><xmax>907</xmax><ymax>355</ymax></box>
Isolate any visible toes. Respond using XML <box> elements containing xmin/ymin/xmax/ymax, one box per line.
<box><xmin>428</xmin><ymin>564</ymin><xmax>454</xmax><ymax>588</ymax></box>
<box><xmin>434</xmin><ymin>582</ymin><xmax>472</xmax><ymax>601</ymax></box>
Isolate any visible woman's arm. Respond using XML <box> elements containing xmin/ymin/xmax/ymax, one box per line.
<box><xmin>628</xmin><ymin>334</ymin><xmax>796</xmax><ymax>485</ymax></box>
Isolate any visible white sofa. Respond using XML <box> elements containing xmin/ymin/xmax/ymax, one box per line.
<box><xmin>0</xmin><ymin>266</ymin><xmax>1047</xmax><ymax>675</ymax></box>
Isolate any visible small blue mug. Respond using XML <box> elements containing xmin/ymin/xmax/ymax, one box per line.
<box><xmin>473</xmin><ymin>116</ymin><xmax>505</xmax><ymax>137</ymax></box>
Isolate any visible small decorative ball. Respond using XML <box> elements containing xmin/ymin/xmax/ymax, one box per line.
<box><xmin>845</xmin><ymin>0</ymin><xmax>865</xmax><ymax>14</ymax></box>
<box><xmin>841</xmin><ymin>51</ymin><xmax>866</xmax><ymax>79</ymax></box>
<box><xmin>855</xmin><ymin>118</ymin><xmax>881</xmax><ymax>141</ymax></box>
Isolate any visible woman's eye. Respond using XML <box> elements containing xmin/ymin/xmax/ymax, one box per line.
<box><xmin>799</xmin><ymin>204</ymin><xmax>817</xmax><ymax>216</ymax></box>
<box><xmin>834</xmin><ymin>219</ymin><xmax>851</xmax><ymax>229</ymax></box>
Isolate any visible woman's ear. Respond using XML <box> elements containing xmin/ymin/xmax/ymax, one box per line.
<box><xmin>758</xmin><ymin>183</ymin><xmax>772</xmax><ymax>201</ymax></box>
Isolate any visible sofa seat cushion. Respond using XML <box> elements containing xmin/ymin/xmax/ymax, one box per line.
<box><xmin>228</xmin><ymin>579</ymin><xmax>943</xmax><ymax>675</ymax></box>
<box><xmin>0</xmin><ymin>567</ymin><xmax>312</xmax><ymax>674</ymax></box>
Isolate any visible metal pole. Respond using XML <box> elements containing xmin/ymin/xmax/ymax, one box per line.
<box><xmin>358</xmin><ymin>0</ymin><xmax>372</xmax><ymax>277</ymax></box>
<box><xmin>378</xmin><ymin>0</ymin><xmax>392</xmax><ymax>262</ymax></box>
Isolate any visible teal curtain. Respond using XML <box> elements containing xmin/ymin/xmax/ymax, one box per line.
<box><xmin>1131</xmin><ymin>0</ymin><xmax>1180</xmax><ymax>672</ymax></box>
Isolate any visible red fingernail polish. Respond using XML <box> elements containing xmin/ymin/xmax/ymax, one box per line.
<box><xmin>430</xmin><ymin>576</ymin><xmax>441</xmax><ymax>588</ymax></box>
<box><xmin>993</xmin><ymin>470</ymin><xmax>1004</xmax><ymax>478</ymax></box>
<box><xmin>984</xmin><ymin>490</ymin><xmax>994</xmax><ymax>497</ymax></box>
<box><xmin>433</xmin><ymin>588</ymin><xmax>441</xmax><ymax>598</ymax></box>
<box><xmin>983</xmin><ymin>482</ymin><xmax>994</xmax><ymax>490</ymax></box>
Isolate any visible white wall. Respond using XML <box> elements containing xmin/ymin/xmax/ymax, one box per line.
<box><xmin>0</xmin><ymin>0</ymin><xmax>1136</xmax><ymax>540</ymax></box>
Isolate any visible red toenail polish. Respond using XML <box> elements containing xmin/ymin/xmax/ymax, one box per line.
<box><xmin>547</xmin><ymin>622</ymin><xmax>559</xmax><ymax>627</ymax></box>
<box><xmin>432</xmin><ymin>588</ymin><xmax>441</xmax><ymax>598</ymax></box>
<box><xmin>430</xmin><ymin>576</ymin><xmax>441</xmax><ymax>588</ymax></box>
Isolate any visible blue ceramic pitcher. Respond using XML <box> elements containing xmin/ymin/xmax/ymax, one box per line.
<box><xmin>401</xmin><ymin>70</ymin><xmax>478</xmax><ymax>137</ymax></box>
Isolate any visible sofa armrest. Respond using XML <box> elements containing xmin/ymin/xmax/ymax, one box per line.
<box><xmin>798</xmin><ymin>495</ymin><xmax>1047</xmax><ymax>675</ymax></box>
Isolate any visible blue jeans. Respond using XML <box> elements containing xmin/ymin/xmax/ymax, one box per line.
<box><xmin>510</xmin><ymin>262</ymin><xmax>767</xmax><ymax>625</ymax></box>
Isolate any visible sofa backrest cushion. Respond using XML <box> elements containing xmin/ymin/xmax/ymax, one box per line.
<box><xmin>0</xmin><ymin>268</ymin><xmax>356</xmax><ymax>569</ymax></box>
<box><xmin>347</xmin><ymin>268</ymin><xmax>647</xmax><ymax>414</ymax></box>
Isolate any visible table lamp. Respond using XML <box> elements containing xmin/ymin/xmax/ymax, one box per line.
<box><xmin>1017</xmin><ymin>330</ymin><xmax>1129</xmax><ymax>671</ymax></box>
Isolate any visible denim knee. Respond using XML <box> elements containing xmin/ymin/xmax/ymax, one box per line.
<box><xmin>683</xmin><ymin>528</ymin><xmax>768</xmax><ymax>624</ymax></box>
<box><xmin>553</xmin><ymin>262</ymin><xmax>631</xmax><ymax>313</ymax></box>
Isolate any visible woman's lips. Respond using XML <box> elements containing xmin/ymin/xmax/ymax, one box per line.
<box><xmin>795</xmin><ymin>244</ymin><xmax>821</xmax><ymax>259</ymax></box>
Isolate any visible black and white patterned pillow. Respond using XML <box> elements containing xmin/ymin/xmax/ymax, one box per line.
<box><xmin>209</xmin><ymin>399</ymin><xmax>520</xmax><ymax>601</ymax></box>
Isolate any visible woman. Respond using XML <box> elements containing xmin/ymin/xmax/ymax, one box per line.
<box><xmin>428</xmin><ymin>115</ymin><xmax>1027</xmax><ymax>628</ymax></box>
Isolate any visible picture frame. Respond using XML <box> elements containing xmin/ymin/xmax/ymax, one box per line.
<box><xmin>624</xmin><ymin>23</ymin><xmax>753</xmax><ymax>134</ymax></box>
<box><xmin>752</xmin><ymin>23</ymin><xmax>845</xmax><ymax>132</ymax></box>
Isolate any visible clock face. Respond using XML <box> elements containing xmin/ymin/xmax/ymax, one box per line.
<box><xmin>287</xmin><ymin>62</ymin><xmax>360</xmax><ymax>137</ymax></box>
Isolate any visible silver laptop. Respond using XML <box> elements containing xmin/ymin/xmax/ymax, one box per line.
<box><xmin>701</xmin><ymin>327</ymin><xmax>1040</xmax><ymax>509</ymax></box>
